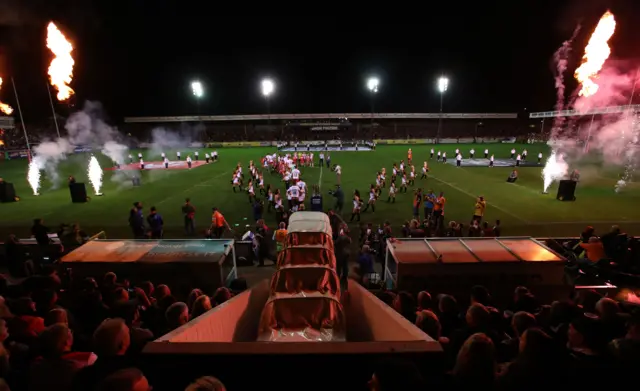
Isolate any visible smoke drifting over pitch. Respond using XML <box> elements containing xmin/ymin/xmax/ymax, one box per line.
<box><xmin>30</xmin><ymin>101</ymin><xmax>131</xmax><ymax>190</ymax></box>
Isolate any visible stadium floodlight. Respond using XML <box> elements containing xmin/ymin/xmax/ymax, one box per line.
<box><xmin>437</xmin><ymin>76</ymin><xmax>449</xmax><ymax>93</ymax></box>
<box><xmin>261</xmin><ymin>79</ymin><xmax>275</xmax><ymax>97</ymax></box>
<box><xmin>367</xmin><ymin>77</ymin><xmax>379</xmax><ymax>93</ymax></box>
<box><xmin>191</xmin><ymin>81</ymin><xmax>204</xmax><ymax>98</ymax></box>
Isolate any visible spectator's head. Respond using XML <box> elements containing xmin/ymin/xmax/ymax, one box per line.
<box><xmin>185</xmin><ymin>376</ymin><xmax>227</xmax><ymax>391</ymax></box>
<box><xmin>98</xmin><ymin>368</ymin><xmax>150</xmax><ymax>391</ymax></box>
<box><xmin>212</xmin><ymin>287</ymin><xmax>231</xmax><ymax>306</ymax></box>
<box><xmin>512</xmin><ymin>311</ymin><xmax>537</xmax><ymax>338</ymax></box>
<box><xmin>550</xmin><ymin>300</ymin><xmax>577</xmax><ymax>326</ymax></box>
<box><xmin>452</xmin><ymin>333</ymin><xmax>496</xmax><ymax>384</ymax></box>
<box><xmin>40</xmin><ymin>323</ymin><xmax>73</xmax><ymax>358</ymax></box>
<box><xmin>415</xmin><ymin>310</ymin><xmax>442</xmax><ymax>340</ymax></box>
<box><xmin>187</xmin><ymin>289</ymin><xmax>204</xmax><ymax>309</ymax></box>
<box><xmin>513</xmin><ymin>286</ymin><xmax>530</xmax><ymax>302</ymax></box>
<box><xmin>514</xmin><ymin>293</ymin><xmax>539</xmax><ymax>314</ymax></box>
<box><xmin>93</xmin><ymin>318</ymin><xmax>130</xmax><ymax>357</ymax></box>
<box><xmin>393</xmin><ymin>291</ymin><xmax>416</xmax><ymax>323</ymax></box>
<box><xmin>416</xmin><ymin>291</ymin><xmax>432</xmax><ymax>311</ymax></box>
<box><xmin>470</xmin><ymin>285</ymin><xmax>491</xmax><ymax>306</ymax></box>
<box><xmin>154</xmin><ymin>284</ymin><xmax>171</xmax><ymax>300</ymax></box>
<box><xmin>438</xmin><ymin>294</ymin><xmax>458</xmax><ymax>314</ymax></box>
<box><xmin>166</xmin><ymin>302</ymin><xmax>189</xmax><ymax>329</ymax></box>
<box><xmin>139</xmin><ymin>281</ymin><xmax>154</xmax><ymax>298</ymax></box>
<box><xmin>45</xmin><ymin>308</ymin><xmax>68</xmax><ymax>326</ymax></box>
<box><xmin>465</xmin><ymin>303</ymin><xmax>490</xmax><ymax>329</ymax></box>
<box><xmin>113</xmin><ymin>287</ymin><xmax>130</xmax><ymax>302</ymax></box>
<box><xmin>519</xmin><ymin>327</ymin><xmax>554</xmax><ymax>360</ymax></box>
<box><xmin>103</xmin><ymin>272</ymin><xmax>117</xmax><ymax>287</ymax></box>
<box><xmin>595</xmin><ymin>297</ymin><xmax>619</xmax><ymax>320</ymax></box>
<box><xmin>111</xmin><ymin>301</ymin><xmax>140</xmax><ymax>327</ymax></box>
<box><xmin>568</xmin><ymin>314</ymin><xmax>604</xmax><ymax>352</ymax></box>
<box><xmin>369</xmin><ymin>358</ymin><xmax>425</xmax><ymax>391</ymax></box>
<box><xmin>83</xmin><ymin>277</ymin><xmax>98</xmax><ymax>291</ymax></box>
<box><xmin>191</xmin><ymin>295</ymin><xmax>212</xmax><ymax>319</ymax></box>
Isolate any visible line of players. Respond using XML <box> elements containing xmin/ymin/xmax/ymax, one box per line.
<box><xmin>126</xmin><ymin>150</ymin><xmax>220</xmax><ymax>169</ymax></box>
<box><xmin>229</xmin><ymin>152</ymin><xmax>317</xmax><ymax>217</ymax></box>
<box><xmin>426</xmin><ymin>147</ymin><xmax>543</xmax><ymax>167</ymax></box>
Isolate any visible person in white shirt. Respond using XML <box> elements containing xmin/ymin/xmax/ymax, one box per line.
<box><xmin>310</xmin><ymin>152</ymin><xmax>314</xmax><ymax>167</ymax></box>
<box><xmin>437</xmin><ymin>151</ymin><xmax>441</xmax><ymax>161</ymax></box>
<box><xmin>421</xmin><ymin>162</ymin><xmax>429</xmax><ymax>179</ymax></box>
<box><xmin>186</xmin><ymin>155</ymin><xmax>192</xmax><ymax>169</ymax></box>
<box><xmin>430</xmin><ymin>148</ymin><xmax>435</xmax><ymax>159</ymax></box>
<box><xmin>456</xmin><ymin>153</ymin><xmax>462</xmax><ymax>167</ymax></box>
<box><xmin>212</xmin><ymin>151</ymin><xmax>218</xmax><ymax>162</ymax></box>
<box><xmin>297</xmin><ymin>180</ymin><xmax>306</xmax><ymax>204</ymax></box>
<box><xmin>387</xmin><ymin>182</ymin><xmax>396</xmax><ymax>203</ymax></box>
<box><xmin>194</xmin><ymin>151</ymin><xmax>199</xmax><ymax>161</ymax></box>
<box><xmin>287</xmin><ymin>184</ymin><xmax>300</xmax><ymax>210</ymax></box>
<box><xmin>442</xmin><ymin>151</ymin><xmax>447</xmax><ymax>163</ymax></box>
<box><xmin>522</xmin><ymin>149</ymin><xmax>528</xmax><ymax>161</ymax></box>
<box><xmin>232</xmin><ymin>172</ymin><xmax>240</xmax><ymax>192</ymax></box>
<box><xmin>161</xmin><ymin>152</ymin><xmax>166</xmax><ymax>159</ymax></box>
<box><xmin>138</xmin><ymin>152</ymin><xmax>143</xmax><ymax>159</ymax></box>
<box><xmin>489</xmin><ymin>154</ymin><xmax>494</xmax><ymax>167</ymax></box>
<box><xmin>319</xmin><ymin>152</ymin><xmax>324</xmax><ymax>166</ymax></box>
<box><xmin>538</xmin><ymin>152</ymin><xmax>543</xmax><ymax>163</ymax></box>
<box><xmin>516</xmin><ymin>154</ymin><xmax>521</xmax><ymax>166</ymax></box>
<box><xmin>247</xmin><ymin>179</ymin><xmax>255</xmax><ymax>203</ymax></box>
<box><xmin>140</xmin><ymin>158</ymin><xmax>145</xmax><ymax>170</ymax></box>
<box><xmin>363</xmin><ymin>185</ymin><xmax>377</xmax><ymax>213</ymax></box>
<box><xmin>455</xmin><ymin>148</ymin><xmax>460</xmax><ymax>155</ymax></box>
<box><xmin>334</xmin><ymin>164</ymin><xmax>342</xmax><ymax>184</ymax></box>
<box><xmin>177</xmin><ymin>151</ymin><xmax>181</xmax><ymax>160</ymax></box>
<box><xmin>484</xmin><ymin>148</ymin><xmax>489</xmax><ymax>158</ymax></box>
<box><xmin>164</xmin><ymin>157</ymin><xmax>169</xmax><ymax>169</ymax></box>
<box><xmin>510</xmin><ymin>148</ymin><xmax>516</xmax><ymax>159</ymax></box>
<box><xmin>205</xmin><ymin>153</ymin><xmax>210</xmax><ymax>163</ymax></box>
<box><xmin>409</xmin><ymin>166</ymin><xmax>416</xmax><ymax>186</ymax></box>
<box><xmin>469</xmin><ymin>148</ymin><xmax>475</xmax><ymax>159</ymax></box>
<box><xmin>128</xmin><ymin>154</ymin><xmax>133</xmax><ymax>163</ymax></box>
<box><xmin>291</xmin><ymin>167</ymin><xmax>300</xmax><ymax>182</ymax></box>
<box><xmin>283</xmin><ymin>171</ymin><xmax>291</xmax><ymax>188</ymax></box>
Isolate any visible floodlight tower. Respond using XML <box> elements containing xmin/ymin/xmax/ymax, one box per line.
<box><xmin>367</xmin><ymin>77</ymin><xmax>379</xmax><ymax>127</ymax></box>
<box><xmin>191</xmin><ymin>80</ymin><xmax>204</xmax><ymax>115</ymax></box>
<box><xmin>261</xmin><ymin>78</ymin><xmax>275</xmax><ymax>123</ymax></box>
<box><xmin>436</xmin><ymin>76</ymin><xmax>449</xmax><ymax>143</ymax></box>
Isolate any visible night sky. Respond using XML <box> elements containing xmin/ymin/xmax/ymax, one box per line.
<box><xmin>1</xmin><ymin>0</ymin><xmax>639</xmax><ymax>122</ymax></box>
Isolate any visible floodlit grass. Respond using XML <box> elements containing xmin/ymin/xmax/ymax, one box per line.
<box><xmin>1</xmin><ymin>143</ymin><xmax>639</xmax><ymax>239</ymax></box>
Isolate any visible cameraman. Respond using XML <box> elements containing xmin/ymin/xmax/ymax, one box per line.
<box><xmin>329</xmin><ymin>185</ymin><xmax>344</xmax><ymax>213</ymax></box>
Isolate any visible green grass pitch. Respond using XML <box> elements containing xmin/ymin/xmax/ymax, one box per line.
<box><xmin>1</xmin><ymin>143</ymin><xmax>639</xmax><ymax>239</ymax></box>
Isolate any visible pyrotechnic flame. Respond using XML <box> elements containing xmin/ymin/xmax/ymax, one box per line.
<box><xmin>88</xmin><ymin>155</ymin><xmax>103</xmax><ymax>195</ymax></box>
<box><xmin>46</xmin><ymin>22</ymin><xmax>75</xmax><ymax>101</ymax></box>
<box><xmin>0</xmin><ymin>140</ymin><xmax>4</xmax><ymax>146</ymax></box>
<box><xmin>0</xmin><ymin>77</ymin><xmax>14</xmax><ymax>115</ymax></box>
<box><xmin>542</xmin><ymin>151</ymin><xmax>569</xmax><ymax>192</ymax></box>
<box><xmin>574</xmin><ymin>11</ymin><xmax>616</xmax><ymax>97</ymax></box>
<box><xmin>27</xmin><ymin>160</ymin><xmax>41</xmax><ymax>195</ymax></box>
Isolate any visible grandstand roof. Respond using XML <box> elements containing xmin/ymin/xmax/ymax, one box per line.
<box><xmin>529</xmin><ymin>104</ymin><xmax>640</xmax><ymax>118</ymax></box>
<box><xmin>124</xmin><ymin>112</ymin><xmax>517</xmax><ymax>123</ymax></box>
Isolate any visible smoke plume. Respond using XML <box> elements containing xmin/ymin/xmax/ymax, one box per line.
<box><xmin>551</xmin><ymin>25</ymin><xmax>580</xmax><ymax>138</ymax></box>
<box><xmin>148</xmin><ymin>123</ymin><xmax>204</xmax><ymax>158</ymax></box>
<box><xmin>31</xmin><ymin>138</ymin><xmax>73</xmax><ymax>188</ymax></box>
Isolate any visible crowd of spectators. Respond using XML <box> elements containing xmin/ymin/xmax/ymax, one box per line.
<box><xmin>0</xmin><ymin>265</ymin><xmax>235</xmax><ymax>391</ymax></box>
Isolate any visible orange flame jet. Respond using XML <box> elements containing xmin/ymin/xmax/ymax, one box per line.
<box><xmin>0</xmin><ymin>77</ymin><xmax>14</xmax><ymax>115</ymax></box>
<box><xmin>574</xmin><ymin>11</ymin><xmax>616</xmax><ymax>97</ymax></box>
<box><xmin>46</xmin><ymin>22</ymin><xmax>75</xmax><ymax>101</ymax></box>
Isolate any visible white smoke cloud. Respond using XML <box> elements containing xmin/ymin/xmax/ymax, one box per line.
<box><xmin>31</xmin><ymin>138</ymin><xmax>73</xmax><ymax>188</ymax></box>
<box><xmin>148</xmin><ymin>123</ymin><xmax>203</xmax><ymax>158</ymax></box>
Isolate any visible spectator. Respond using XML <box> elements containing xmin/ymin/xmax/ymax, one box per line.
<box><xmin>28</xmin><ymin>323</ymin><xmax>96</xmax><ymax>391</ymax></box>
<box><xmin>191</xmin><ymin>295</ymin><xmax>212</xmax><ymax>319</ymax></box>
<box><xmin>450</xmin><ymin>333</ymin><xmax>497</xmax><ymax>390</ymax></box>
<box><xmin>211</xmin><ymin>288</ymin><xmax>231</xmax><ymax>307</ymax></box>
<box><xmin>72</xmin><ymin>318</ymin><xmax>133</xmax><ymax>391</ymax></box>
<box><xmin>500</xmin><ymin>311</ymin><xmax>537</xmax><ymax>362</ymax></box>
<box><xmin>185</xmin><ymin>376</ymin><xmax>227</xmax><ymax>391</ymax></box>
<box><xmin>368</xmin><ymin>358</ymin><xmax>425</xmax><ymax>391</ymax></box>
<box><xmin>393</xmin><ymin>291</ymin><xmax>417</xmax><ymax>324</ymax></box>
<box><xmin>98</xmin><ymin>367</ymin><xmax>151</xmax><ymax>391</ymax></box>
<box><xmin>416</xmin><ymin>290</ymin><xmax>432</xmax><ymax>311</ymax></box>
<box><xmin>416</xmin><ymin>310</ymin><xmax>449</xmax><ymax>344</ymax></box>
<box><xmin>44</xmin><ymin>308</ymin><xmax>68</xmax><ymax>327</ymax></box>
<box><xmin>165</xmin><ymin>302</ymin><xmax>189</xmax><ymax>331</ymax></box>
